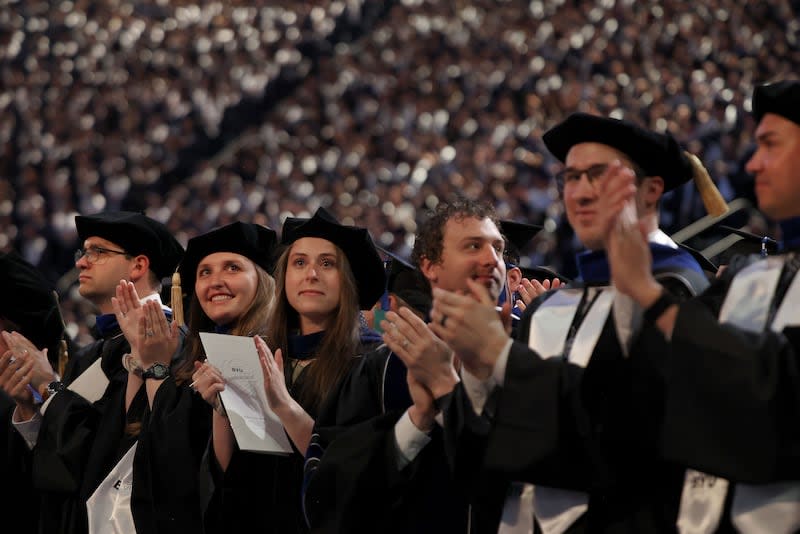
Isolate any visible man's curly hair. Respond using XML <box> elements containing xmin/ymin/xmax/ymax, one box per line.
<box><xmin>411</xmin><ymin>197</ymin><xmax>501</xmax><ymax>268</ymax></box>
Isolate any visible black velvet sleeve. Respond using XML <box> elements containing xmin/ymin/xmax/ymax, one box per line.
<box><xmin>664</xmin><ymin>297</ymin><xmax>800</xmax><ymax>483</ymax></box>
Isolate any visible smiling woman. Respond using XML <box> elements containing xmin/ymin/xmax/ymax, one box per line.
<box><xmin>201</xmin><ymin>207</ymin><xmax>386</xmax><ymax>534</ymax></box>
<box><xmin>195</xmin><ymin>253</ymin><xmax>260</xmax><ymax>327</ymax></box>
<box><xmin>178</xmin><ymin>221</ymin><xmax>278</xmax><ymax>363</ymax></box>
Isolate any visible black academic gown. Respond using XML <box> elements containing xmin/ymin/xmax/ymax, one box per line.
<box><xmin>304</xmin><ymin>344</ymin><xmax>506</xmax><ymax>534</ymax></box>
<box><xmin>33</xmin><ymin>325</ymin><xmax>208</xmax><ymax>534</ymax></box>
<box><xmin>442</xmin><ymin>247</ymin><xmax>708</xmax><ymax>534</ymax></box>
<box><xmin>0</xmin><ymin>391</ymin><xmax>40</xmax><ymax>530</ymax></box>
<box><xmin>659</xmin><ymin>247</ymin><xmax>800</xmax><ymax>532</ymax></box>
<box><xmin>203</xmin><ymin>331</ymin><xmax>376</xmax><ymax>534</ymax></box>
<box><xmin>33</xmin><ymin>327</ymin><xmax>131</xmax><ymax>534</ymax></box>
<box><xmin>1</xmin><ymin>337</ymin><xmax>80</xmax><ymax>533</ymax></box>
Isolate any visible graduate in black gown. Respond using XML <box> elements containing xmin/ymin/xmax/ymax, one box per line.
<box><xmin>497</xmin><ymin>220</ymin><xmax>568</xmax><ymax>334</ymax></box>
<box><xmin>119</xmin><ymin>220</ymin><xmax>278</xmax><ymax>534</ymax></box>
<box><xmin>0</xmin><ymin>252</ymin><xmax>66</xmax><ymax>532</ymax></box>
<box><xmin>195</xmin><ymin>208</ymin><xmax>385</xmax><ymax>534</ymax></box>
<box><xmin>604</xmin><ymin>80</ymin><xmax>800</xmax><ymax>533</ymax></box>
<box><xmin>400</xmin><ymin>115</ymin><xmax>717</xmax><ymax>533</ymax></box>
<box><xmin>17</xmin><ymin>211</ymin><xmax>185</xmax><ymax>534</ymax></box>
<box><xmin>304</xmin><ymin>198</ymin><xmax>509</xmax><ymax>533</ymax></box>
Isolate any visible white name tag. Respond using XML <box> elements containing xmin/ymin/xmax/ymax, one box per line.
<box><xmin>677</xmin><ymin>470</ymin><xmax>729</xmax><ymax>534</ymax></box>
<box><xmin>87</xmin><ymin>443</ymin><xmax>138</xmax><ymax>534</ymax></box>
<box><xmin>718</xmin><ymin>257</ymin><xmax>784</xmax><ymax>333</ymax></box>
<box><xmin>732</xmin><ymin>482</ymin><xmax>800</xmax><ymax>534</ymax></box>
<box><xmin>533</xmin><ymin>486</ymin><xmax>590</xmax><ymax>534</ymax></box>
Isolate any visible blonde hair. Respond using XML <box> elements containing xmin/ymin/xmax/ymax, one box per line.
<box><xmin>176</xmin><ymin>262</ymin><xmax>276</xmax><ymax>383</ymax></box>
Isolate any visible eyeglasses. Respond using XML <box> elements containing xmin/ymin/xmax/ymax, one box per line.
<box><xmin>555</xmin><ymin>163</ymin><xmax>610</xmax><ymax>193</ymax></box>
<box><xmin>75</xmin><ymin>246</ymin><xmax>129</xmax><ymax>264</ymax></box>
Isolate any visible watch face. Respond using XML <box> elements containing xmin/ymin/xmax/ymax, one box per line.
<box><xmin>153</xmin><ymin>363</ymin><xmax>169</xmax><ymax>379</ymax></box>
<box><xmin>144</xmin><ymin>363</ymin><xmax>170</xmax><ymax>380</ymax></box>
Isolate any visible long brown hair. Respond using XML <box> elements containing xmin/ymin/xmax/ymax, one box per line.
<box><xmin>267</xmin><ymin>241</ymin><xmax>361</xmax><ymax>412</ymax></box>
<box><xmin>175</xmin><ymin>262</ymin><xmax>276</xmax><ymax>383</ymax></box>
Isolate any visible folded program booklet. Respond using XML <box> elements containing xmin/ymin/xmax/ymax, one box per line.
<box><xmin>200</xmin><ymin>332</ymin><xmax>293</xmax><ymax>455</ymax></box>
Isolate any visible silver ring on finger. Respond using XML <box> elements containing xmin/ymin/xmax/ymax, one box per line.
<box><xmin>402</xmin><ymin>338</ymin><xmax>410</xmax><ymax>349</ymax></box>
<box><xmin>145</xmin><ymin>329</ymin><xmax>155</xmax><ymax>337</ymax></box>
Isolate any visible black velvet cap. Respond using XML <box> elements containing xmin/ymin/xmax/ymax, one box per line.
<box><xmin>376</xmin><ymin>247</ymin><xmax>416</xmax><ymax>291</ymax></box>
<box><xmin>75</xmin><ymin>211</ymin><xmax>184</xmax><ymax>279</ymax></box>
<box><xmin>677</xmin><ymin>243</ymin><xmax>719</xmax><ymax>275</ymax></box>
<box><xmin>500</xmin><ymin>220</ymin><xmax>542</xmax><ymax>265</ymax></box>
<box><xmin>376</xmin><ymin>247</ymin><xmax>432</xmax><ymax>315</ymax></box>
<box><xmin>519</xmin><ymin>265</ymin><xmax>571</xmax><ymax>285</ymax></box>
<box><xmin>753</xmin><ymin>80</ymin><xmax>800</xmax><ymax>127</ymax></box>
<box><xmin>691</xmin><ymin>224</ymin><xmax>779</xmax><ymax>267</ymax></box>
<box><xmin>281</xmin><ymin>207</ymin><xmax>386</xmax><ymax>309</ymax></box>
<box><xmin>0</xmin><ymin>252</ymin><xmax>64</xmax><ymax>352</ymax></box>
<box><xmin>543</xmin><ymin>112</ymin><xmax>693</xmax><ymax>192</ymax></box>
<box><xmin>716</xmin><ymin>225</ymin><xmax>778</xmax><ymax>258</ymax></box>
<box><xmin>179</xmin><ymin>222</ymin><xmax>278</xmax><ymax>291</ymax></box>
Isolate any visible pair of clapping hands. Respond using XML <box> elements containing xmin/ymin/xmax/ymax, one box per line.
<box><xmin>113</xmin><ymin>280</ymin><xmax>291</xmax><ymax>415</ymax></box>
<box><xmin>379</xmin><ymin>277</ymin><xmax>560</xmax><ymax>430</ymax></box>
<box><xmin>190</xmin><ymin>336</ymin><xmax>293</xmax><ymax>418</ymax></box>
<box><xmin>0</xmin><ymin>331</ymin><xmax>56</xmax><ymax>417</ymax></box>
<box><xmin>112</xmin><ymin>280</ymin><xmax>180</xmax><ymax>374</ymax></box>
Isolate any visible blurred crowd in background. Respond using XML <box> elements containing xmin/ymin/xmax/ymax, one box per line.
<box><xmin>2</xmin><ymin>0</ymin><xmax>799</xmax><ymax>343</ymax></box>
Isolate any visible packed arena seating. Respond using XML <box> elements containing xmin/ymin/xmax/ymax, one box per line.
<box><xmin>2</xmin><ymin>0</ymin><xmax>799</xmax><ymax>341</ymax></box>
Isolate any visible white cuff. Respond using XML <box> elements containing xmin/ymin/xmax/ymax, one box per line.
<box><xmin>12</xmin><ymin>407</ymin><xmax>42</xmax><ymax>450</ymax></box>
<box><xmin>460</xmin><ymin>338</ymin><xmax>512</xmax><ymax>414</ymax></box>
<box><xmin>394</xmin><ymin>409</ymin><xmax>432</xmax><ymax>469</ymax></box>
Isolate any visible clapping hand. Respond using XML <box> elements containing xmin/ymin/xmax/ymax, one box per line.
<box><xmin>516</xmin><ymin>277</ymin><xmax>563</xmax><ymax>312</ymax></box>
<box><xmin>255</xmin><ymin>336</ymin><xmax>294</xmax><ymax>416</ymax></box>
<box><xmin>112</xmin><ymin>281</ymin><xmax>179</xmax><ymax>367</ymax></box>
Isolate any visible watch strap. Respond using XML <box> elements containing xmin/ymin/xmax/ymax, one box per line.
<box><xmin>643</xmin><ymin>290</ymin><xmax>678</xmax><ymax>323</ymax></box>
<box><xmin>141</xmin><ymin>362</ymin><xmax>170</xmax><ymax>380</ymax></box>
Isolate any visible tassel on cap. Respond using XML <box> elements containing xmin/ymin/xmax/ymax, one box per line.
<box><xmin>685</xmin><ymin>151</ymin><xmax>729</xmax><ymax>218</ymax></box>
<box><xmin>58</xmin><ymin>339</ymin><xmax>68</xmax><ymax>379</ymax></box>
<box><xmin>171</xmin><ymin>271</ymin><xmax>184</xmax><ymax>327</ymax></box>
<box><xmin>52</xmin><ymin>290</ymin><xmax>70</xmax><ymax>378</ymax></box>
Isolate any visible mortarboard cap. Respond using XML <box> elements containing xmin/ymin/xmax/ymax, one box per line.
<box><xmin>281</xmin><ymin>207</ymin><xmax>386</xmax><ymax>309</ymax></box>
<box><xmin>718</xmin><ymin>225</ymin><xmax>778</xmax><ymax>257</ymax></box>
<box><xmin>0</xmin><ymin>252</ymin><xmax>64</xmax><ymax>352</ymax></box>
<box><xmin>75</xmin><ymin>211</ymin><xmax>184</xmax><ymax>279</ymax></box>
<box><xmin>543</xmin><ymin>113</ymin><xmax>693</xmax><ymax>192</ymax></box>
<box><xmin>500</xmin><ymin>220</ymin><xmax>543</xmax><ymax>265</ymax></box>
<box><xmin>179</xmin><ymin>221</ymin><xmax>278</xmax><ymax>292</ymax></box>
<box><xmin>376</xmin><ymin>247</ymin><xmax>432</xmax><ymax>316</ymax></box>
<box><xmin>544</xmin><ymin>113</ymin><xmax>728</xmax><ymax>216</ymax></box>
<box><xmin>696</xmin><ymin>224</ymin><xmax>778</xmax><ymax>266</ymax></box>
<box><xmin>676</xmin><ymin>242</ymin><xmax>719</xmax><ymax>275</ymax></box>
<box><xmin>753</xmin><ymin>80</ymin><xmax>800</xmax><ymax>127</ymax></box>
<box><xmin>280</xmin><ymin>215</ymin><xmax>307</xmax><ymax>241</ymax></box>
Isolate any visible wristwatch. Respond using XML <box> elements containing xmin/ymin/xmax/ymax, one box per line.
<box><xmin>47</xmin><ymin>380</ymin><xmax>66</xmax><ymax>394</ymax></box>
<box><xmin>40</xmin><ymin>380</ymin><xmax>66</xmax><ymax>402</ymax></box>
<box><xmin>141</xmin><ymin>362</ymin><xmax>170</xmax><ymax>380</ymax></box>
